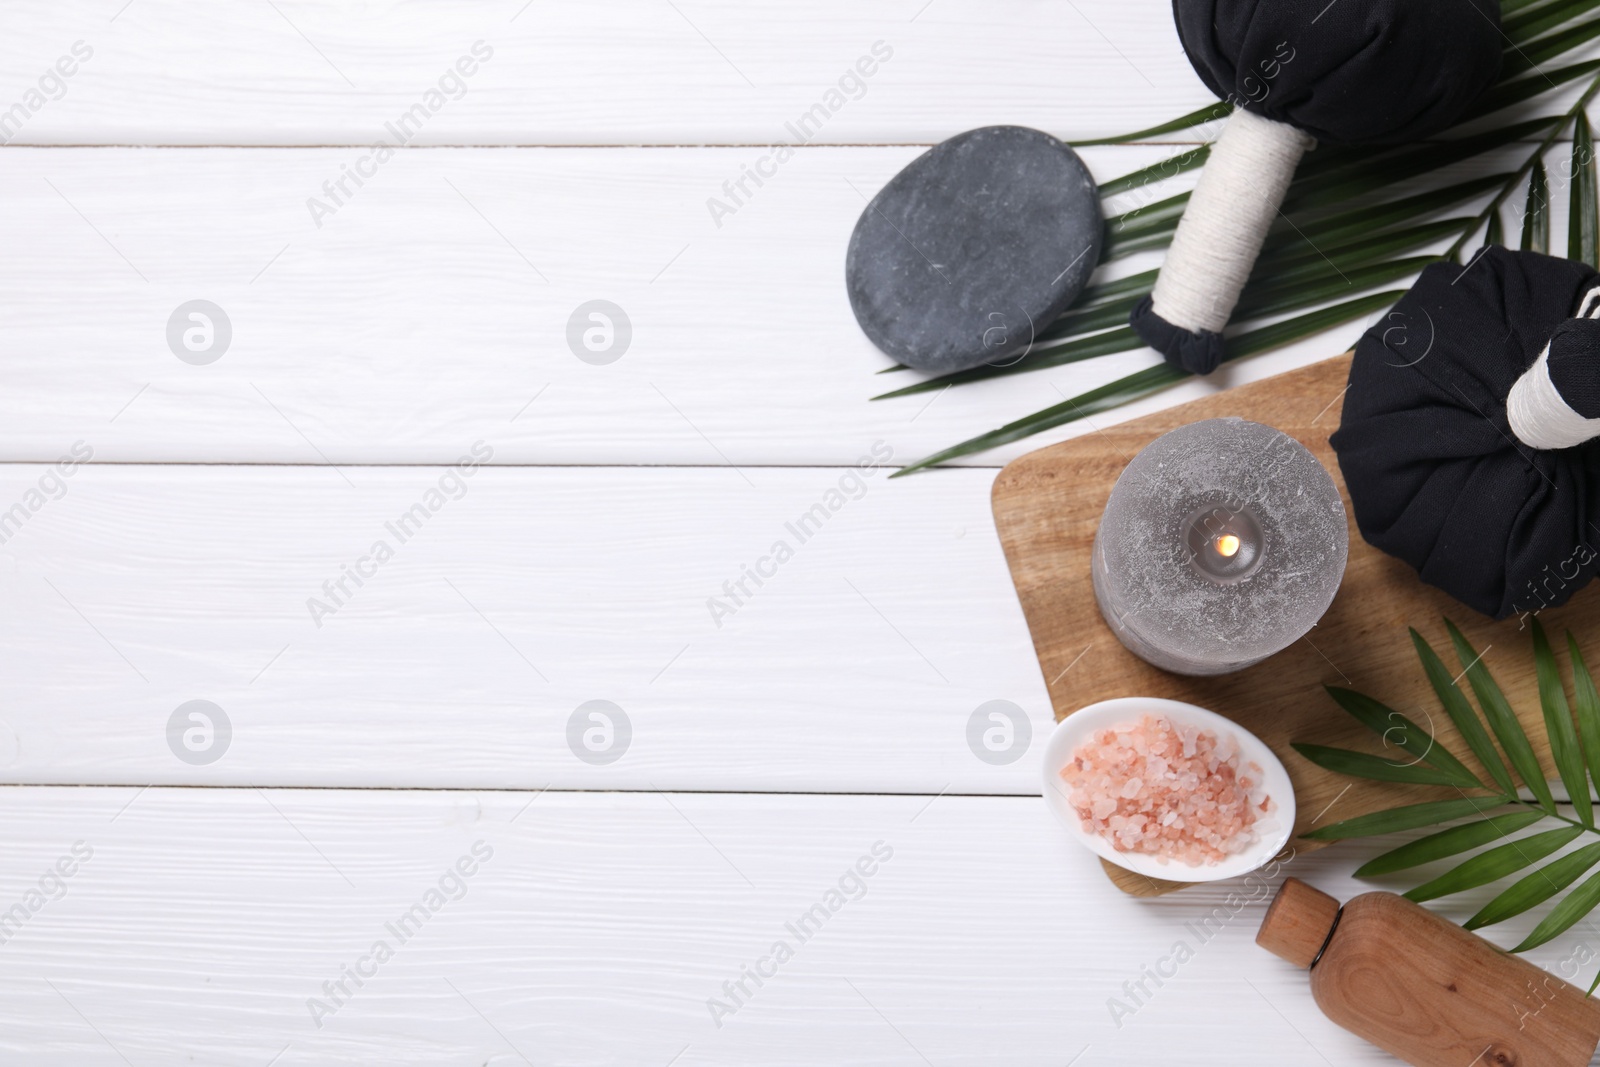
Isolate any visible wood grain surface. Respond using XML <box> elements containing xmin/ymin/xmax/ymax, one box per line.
<box><xmin>0</xmin><ymin>463</ymin><xmax>1045</xmax><ymax>793</ymax></box>
<box><xmin>994</xmin><ymin>354</ymin><xmax>1569</xmax><ymax>897</ymax></box>
<box><xmin>0</xmin><ymin>142</ymin><xmax>1377</xmax><ymax>468</ymax></box>
<box><xmin>2</xmin><ymin>0</ymin><xmax>1215</xmax><ymax>145</ymax></box>
<box><xmin>1311</xmin><ymin>890</ymin><xmax>1600</xmax><ymax>1067</ymax></box>
<box><xmin>0</xmin><ymin>787</ymin><xmax>1418</xmax><ymax>1067</ymax></box>
<box><xmin>8</xmin><ymin>2</ymin><xmax>1597</xmax><ymax>1061</ymax></box>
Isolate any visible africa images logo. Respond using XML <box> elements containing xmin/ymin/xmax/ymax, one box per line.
<box><xmin>705</xmin><ymin>41</ymin><xmax>893</xmax><ymax>229</ymax></box>
<box><xmin>305</xmin><ymin>41</ymin><xmax>494</xmax><ymax>228</ymax></box>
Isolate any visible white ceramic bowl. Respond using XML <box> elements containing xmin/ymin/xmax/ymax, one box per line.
<box><xmin>1042</xmin><ymin>697</ymin><xmax>1295</xmax><ymax>882</ymax></box>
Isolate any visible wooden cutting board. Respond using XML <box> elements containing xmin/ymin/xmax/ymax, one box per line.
<box><xmin>993</xmin><ymin>353</ymin><xmax>1577</xmax><ymax>897</ymax></box>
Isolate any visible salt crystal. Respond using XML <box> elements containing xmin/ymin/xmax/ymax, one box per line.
<box><xmin>1059</xmin><ymin>713</ymin><xmax>1269</xmax><ymax>867</ymax></box>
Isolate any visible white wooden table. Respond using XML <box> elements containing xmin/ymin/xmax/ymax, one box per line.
<box><xmin>0</xmin><ymin>3</ymin><xmax>1586</xmax><ymax>1064</ymax></box>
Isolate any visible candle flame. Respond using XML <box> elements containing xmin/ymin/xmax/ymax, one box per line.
<box><xmin>1215</xmin><ymin>534</ymin><xmax>1241</xmax><ymax>558</ymax></box>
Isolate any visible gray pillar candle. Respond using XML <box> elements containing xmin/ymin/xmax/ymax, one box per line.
<box><xmin>1091</xmin><ymin>417</ymin><xmax>1348</xmax><ymax>676</ymax></box>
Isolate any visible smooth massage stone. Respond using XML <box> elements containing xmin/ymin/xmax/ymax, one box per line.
<box><xmin>846</xmin><ymin>126</ymin><xmax>1101</xmax><ymax>374</ymax></box>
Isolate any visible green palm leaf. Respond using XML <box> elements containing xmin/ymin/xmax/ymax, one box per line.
<box><xmin>1097</xmin><ymin>145</ymin><xmax>1208</xmax><ymax>198</ymax></box>
<box><xmin>1301</xmin><ymin>796</ymin><xmax>1513</xmax><ymax>842</ymax></box>
<box><xmin>1570</xmin><ymin>634</ymin><xmax>1600</xmax><ymax>811</ymax></box>
<box><xmin>1108</xmin><ymin>191</ymin><xmax>1189</xmax><ymax>239</ymax></box>
<box><xmin>1105</xmin><ymin>158</ymin><xmax>1516</xmax><ymax>267</ymax></box>
<box><xmin>1233</xmin><ymin>257</ymin><xmax>1439</xmax><ymax>323</ymax></box>
<box><xmin>1068</xmin><ymin>270</ymin><xmax>1159</xmax><ymax>311</ymax></box>
<box><xmin>1468</xmin><ymin>57</ymin><xmax>1600</xmax><ymax>120</ymax></box>
<box><xmin>1278</xmin><ymin>175</ymin><xmax>1508</xmax><ymax>244</ymax></box>
<box><xmin>892</xmin><ymin>202</ymin><xmax>1453</xmax><ymax>389</ymax></box>
<box><xmin>889</xmin><ymin>362</ymin><xmax>1186</xmax><ymax>477</ymax></box>
<box><xmin>1354</xmin><ymin>811</ymin><xmax>1548</xmax><ymax>877</ymax></box>
<box><xmin>1037</xmin><ymin>224</ymin><xmax>1460</xmax><ymax>357</ymax></box>
<box><xmin>1572</xmin><ymin>111</ymin><xmax>1599</xmax><ymax>268</ymax></box>
<box><xmin>1102</xmin><ymin>225</ymin><xmax>1185</xmax><ymax>259</ymax></box>
<box><xmin>1290</xmin><ymin>744</ymin><xmax>1487</xmax><ymax>788</ymax></box>
<box><xmin>872</xmin><ymin>327</ymin><xmax>1142</xmax><ymax>401</ymax></box>
<box><xmin>1322</xmin><ymin>686</ymin><xmax>1483</xmax><ymax>788</ymax></box>
<box><xmin>1070</xmin><ymin>102</ymin><xmax>1231</xmax><ymax>147</ymax></box>
<box><xmin>972</xmin><ymin>229</ymin><xmax>1453</xmax><ymax>368</ymax></box>
<box><xmin>1411</xmin><ymin>629</ymin><xmax>1516</xmax><ymax>795</ymax></box>
<box><xmin>1531</xmin><ymin>619</ymin><xmax>1592</xmax><ymax>826</ymax></box>
<box><xmin>1262</xmin><ymin>218</ymin><xmax>1476</xmax><ymax>276</ymax></box>
<box><xmin>1523</xmin><ymin>158</ymin><xmax>1550</xmax><ymax>254</ymax></box>
<box><xmin>1504</xmin><ymin>16</ymin><xmax>1600</xmax><ymax>77</ymax></box>
<box><xmin>1466</xmin><ymin>842</ymin><xmax>1600</xmax><ymax>930</ymax></box>
<box><xmin>890</xmin><ymin>291</ymin><xmax>1403</xmax><ymax>475</ymax></box>
<box><xmin>1505</xmin><ymin>0</ymin><xmax>1600</xmax><ymax>42</ymax></box>
<box><xmin>1293</xmin><ymin>620</ymin><xmax>1600</xmax><ymax>981</ymax></box>
<box><xmin>1405</xmin><ymin>825</ymin><xmax>1585</xmax><ymax>902</ymax></box>
<box><xmin>1515</xmin><ymin>866</ymin><xmax>1600</xmax><ymax>950</ymax></box>
<box><xmin>1286</xmin><ymin>118</ymin><xmax>1559</xmax><ymax>211</ymax></box>
<box><xmin>1446</xmin><ymin>620</ymin><xmax>1558</xmax><ymax>813</ymax></box>
<box><xmin>887</xmin><ymin>21</ymin><xmax>1600</xmax><ymax>467</ymax></box>
<box><xmin>1037</xmin><ymin>300</ymin><xmax>1140</xmax><ymax>341</ymax></box>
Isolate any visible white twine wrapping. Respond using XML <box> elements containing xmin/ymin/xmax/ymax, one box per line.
<box><xmin>1507</xmin><ymin>284</ymin><xmax>1600</xmax><ymax>450</ymax></box>
<box><xmin>1149</xmin><ymin>109</ymin><xmax>1314</xmax><ymax>334</ymax></box>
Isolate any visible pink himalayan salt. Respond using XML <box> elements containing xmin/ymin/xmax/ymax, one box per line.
<box><xmin>1060</xmin><ymin>714</ymin><xmax>1273</xmax><ymax>867</ymax></box>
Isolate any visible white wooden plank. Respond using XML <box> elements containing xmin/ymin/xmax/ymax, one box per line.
<box><xmin>0</xmin><ymin>143</ymin><xmax>1422</xmax><ymax>468</ymax></box>
<box><xmin>0</xmin><ymin>462</ymin><xmax>1087</xmax><ymax>792</ymax></box>
<box><xmin>16</xmin><ymin>6</ymin><xmax>1597</xmax><ymax>1064</ymax></box>
<box><xmin>0</xmin><ymin>786</ymin><xmax>1436</xmax><ymax>1065</ymax></box>
<box><xmin>1</xmin><ymin>0</ymin><xmax>1210</xmax><ymax>146</ymax></box>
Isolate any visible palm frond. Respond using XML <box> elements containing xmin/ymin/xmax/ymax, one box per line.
<box><xmin>1569</xmin><ymin>634</ymin><xmax>1600</xmax><ymax>806</ymax></box>
<box><xmin>886</xmin><ymin>30</ymin><xmax>1600</xmax><ymax>472</ymax></box>
<box><xmin>1293</xmin><ymin>743</ymin><xmax>1492</xmax><ymax>788</ymax></box>
<box><xmin>1301</xmin><ymin>796</ymin><xmax>1513</xmax><ymax>842</ymax></box>
<box><xmin>1467</xmin><ymin>842</ymin><xmax>1600</xmax><ymax>929</ymax></box>
<box><xmin>876</xmin><ymin>176</ymin><xmax>1507</xmax><ymax>403</ymax></box>
<box><xmin>888</xmin><ymin>291</ymin><xmax>1404</xmax><ymax>476</ymax></box>
<box><xmin>1531</xmin><ymin>618</ymin><xmax>1592</xmax><ymax>826</ymax></box>
<box><xmin>1446</xmin><ymin>619</ymin><xmax>1558</xmax><ymax>812</ymax></box>
<box><xmin>1097</xmin><ymin>145</ymin><xmax>1208</xmax><ymax>198</ymax></box>
<box><xmin>1405</xmin><ymin>825</ymin><xmax>1583</xmax><ymax>902</ymax></box>
<box><xmin>1411</xmin><ymin>628</ymin><xmax>1516</xmax><ymax>794</ymax></box>
<box><xmin>1070</xmin><ymin>102</ymin><xmax>1232</xmax><ymax>147</ymax></box>
<box><xmin>1353</xmin><ymin>812</ymin><xmax>1547</xmax><ymax>877</ymax></box>
<box><xmin>1323</xmin><ymin>685</ymin><xmax>1484</xmax><ymax>788</ymax></box>
<box><xmin>1504</xmin><ymin>0</ymin><xmax>1600</xmax><ymax>41</ymax></box>
<box><xmin>1470</xmin><ymin>58</ymin><xmax>1600</xmax><ymax>120</ymax></box>
<box><xmin>1504</xmin><ymin>17</ymin><xmax>1600</xmax><ymax>77</ymax></box>
<box><xmin>1297</xmin><ymin>619</ymin><xmax>1600</xmax><ymax>991</ymax></box>
<box><xmin>1515</xmin><ymin>869</ymin><xmax>1600</xmax><ymax>950</ymax></box>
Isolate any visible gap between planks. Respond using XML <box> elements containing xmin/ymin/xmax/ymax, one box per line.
<box><xmin>0</xmin><ymin>460</ymin><xmax>990</xmax><ymax>470</ymax></box>
<box><xmin>0</xmin><ymin>783</ymin><xmax>1034</xmax><ymax>798</ymax></box>
<box><xmin>0</xmin><ymin>139</ymin><xmax>1569</xmax><ymax>150</ymax></box>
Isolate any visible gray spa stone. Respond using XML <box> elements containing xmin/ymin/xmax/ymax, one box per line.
<box><xmin>846</xmin><ymin>126</ymin><xmax>1102</xmax><ymax>374</ymax></box>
